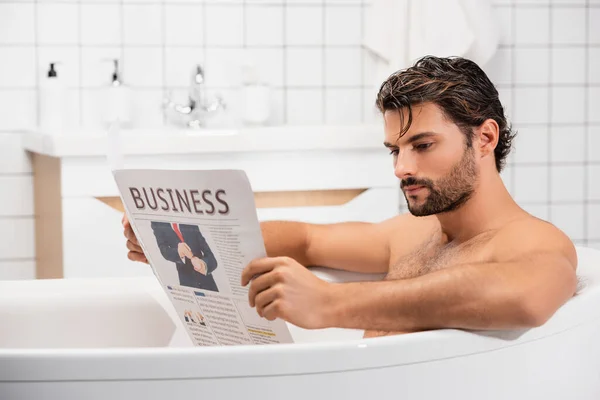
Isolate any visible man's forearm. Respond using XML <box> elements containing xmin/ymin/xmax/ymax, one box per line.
<box><xmin>260</xmin><ymin>221</ymin><xmax>311</xmax><ymax>265</ymax></box>
<box><xmin>327</xmin><ymin>260</ymin><xmax>576</xmax><ymax>332</ymax></box>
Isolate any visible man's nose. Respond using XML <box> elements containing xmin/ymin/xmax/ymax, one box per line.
<box><xmin>394</xmin><ymin>151</ymin><xmax>417</xmax><ymax>180</ymax></box>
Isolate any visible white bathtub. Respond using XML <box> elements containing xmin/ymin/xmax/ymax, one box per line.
<box><xmin>1</xmin><ymin>246</ymin><xmax>599</xmax><ymax>400</ymax></box>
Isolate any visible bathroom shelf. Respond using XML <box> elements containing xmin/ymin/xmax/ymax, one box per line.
<box><xmin>22</xmin><ymin>124</ymin><xmax>385</xmax><ymax>158</ymax></box>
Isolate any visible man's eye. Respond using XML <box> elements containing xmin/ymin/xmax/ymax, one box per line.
<box><xmin>415</xmin><ymin>143</ymin><xmax>433</xmax><ymax>151</ymax></box>
<box><xmin>389</xmin><ymin>149</ymin><xmax>399</xmax><ymax>156</ymax></box>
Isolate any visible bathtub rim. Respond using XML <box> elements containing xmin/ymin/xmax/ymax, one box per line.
<box><xmin>1</xmin><ymin>299</ymin><xmax>599</xmax><ymax>383</ymax></box>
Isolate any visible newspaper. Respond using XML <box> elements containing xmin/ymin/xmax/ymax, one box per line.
<box><xmin>113</xmin><ymin>168</ymin><xmax>295</xmax><ymax>346</ymax></box>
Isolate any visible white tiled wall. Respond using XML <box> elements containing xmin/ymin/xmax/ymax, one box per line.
<box><xmin>0</xmin><ymin>131</ymin><xmax>35</xmax><ymax>279</ymax></box>
<box><xmin>486</xmin><ymin>0</ymin><xmax>600</xmax><ymax>250</ymax></box>
<box><xmin>0</xmin><ymin>0</ymin><xmax>599</xmax><ymax>278</ymax></box>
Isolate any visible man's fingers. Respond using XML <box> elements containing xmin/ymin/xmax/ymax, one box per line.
<box><xmin>247</xmin><ymin>271</ymin><xmax>279</xmax><ymax>307</ymax></box>
<box><xmin>126</xmin><ymin>239</ymin><xmax>142</xmax><ymax>253</ymax></box>
<box><xmin>127</xmin><ymin>251</ymin><xmax>147</xmax><ymax>264</ymax></box>
<box><xmin>260</xmin><ymin>298</ymin><xmax>284</xmax><ymax>321</ymax></box>
<box><xmin>241</xmin><ymin>257</ymin><xmax>282</xmax><ymax>286</ymax></box>
<box><xmin>124</xmin><ymin>226</ymin><xmax>138</xmax><ymax>244</ymax></box>
<box><xmin>254</xmin><ymin>287</ymin><xmax>282</xmax><ymax>318</ymax></box>
<box><xmin>123</xmin><ymin>214</ymin><xmax>147</xmax><ymax>264</ymax></box>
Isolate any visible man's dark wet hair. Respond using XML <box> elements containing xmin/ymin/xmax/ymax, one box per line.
<box><xmin>376</xmin><ymin>55</ymin><xmax>516</xmax><ymax>173</ymax></box>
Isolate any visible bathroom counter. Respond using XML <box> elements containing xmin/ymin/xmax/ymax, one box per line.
<box><xmin>22</xmin><ymin>124</ymin><xmax>384</xmax><ymax>157</ymax></box>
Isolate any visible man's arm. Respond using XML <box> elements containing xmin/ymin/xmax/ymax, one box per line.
<box><xmin>242</xmin><ymin>218</ymin><xmax>578</xmax><ymax>331</ymax></box>
<box><xmin>332</xmin><ymin>254</ymin><xmax>576</xmax><ymax>332</ymax></box>
<box><xmin>260</xmin><ymin>213</ymin><xmax>433</xmax><ymax>274</ymax></box>
<box><xmin>328</xmin><ymin>222</ymin><xmax>578</xmax><ymax>332</ymax></box>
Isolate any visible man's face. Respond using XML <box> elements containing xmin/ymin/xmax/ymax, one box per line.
<box><xmin>383</xmin><ymin>103</ymin><xmax>478</xmax><ymax>216</ymax></box>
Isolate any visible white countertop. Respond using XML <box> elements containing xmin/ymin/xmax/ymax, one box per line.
<box><xmin>21</xmin><ymin>124</ymin><xmax>385</xmax><ymax>157</ymax></box>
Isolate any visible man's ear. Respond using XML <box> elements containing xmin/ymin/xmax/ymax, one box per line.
<box><xmin>476</xmin><ymin>119</ymin><xmax>499</xmax><ymax>159</ymax></box>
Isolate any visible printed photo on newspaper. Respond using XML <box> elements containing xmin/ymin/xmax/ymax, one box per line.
<box><xmin>113</xmin><ymin>168</ymin><xmax>294</xmax><ymax>346</ymax></box>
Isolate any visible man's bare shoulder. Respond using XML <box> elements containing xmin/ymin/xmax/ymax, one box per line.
<box><xmin>381</xmin><ymin>213</ymin><xmax>441</xmax><ymax>259</ymax></box>
<box><xmin>490</xmin><ymin>216</ymin><xmax>577</xmax><ymax>270</ymax></box>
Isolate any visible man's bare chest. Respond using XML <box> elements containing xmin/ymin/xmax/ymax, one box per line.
<box><xmin>386</xmin><ymin>232</ymin><xmax>495</xmax><ymax>281</ymax></box>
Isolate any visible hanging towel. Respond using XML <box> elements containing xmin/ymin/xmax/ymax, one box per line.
<box><xmin>460</xmin><ymin>0</ymin><xmax>500</xmax><ymax>66</ymax></box>
<box><xmin>363</xmin><ymin>0</ymin><xmax>499</xmax><ymax>77</ymax></box>
<box><xmin>363</xmin><ymin>0</ymin><xmax>403</xmax><ymax>64</ymax></box>
<box><xmin>362</xmin><ymin>0</ymin><xmax>406</xmax><ymax>87</ymax></box>
<box><xmin>406</xmin><ymin>0</ymin><xmax>474</xmax><ymax>64</ymax></box>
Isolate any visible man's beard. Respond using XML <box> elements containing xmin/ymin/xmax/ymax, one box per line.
<box><xmin>401</xmin><ymin>147</ymin><xmax>478</xmax><ymax>217</ymax></box>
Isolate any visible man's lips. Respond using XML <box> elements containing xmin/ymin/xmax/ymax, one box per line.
<box><xmin>403</xmin><ymin>185</ymin><xmax>426</xmax><ymax>193</ymax></box>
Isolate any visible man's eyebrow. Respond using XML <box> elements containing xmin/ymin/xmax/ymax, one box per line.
<box><xmin>384</xmin><ymin>132</ymin><xmax>439</xmax><ymax>148</ymax></box>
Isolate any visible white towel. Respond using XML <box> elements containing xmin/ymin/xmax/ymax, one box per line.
<box><xmin>407</xmin><ymin>0</ymin><xmax>474</xmax><ymax>64</ymax></box>
<box><xmin>362</xmin><ymin>0</ymin><xmax>409</xmax><ymax>90</ymax></box>
<box><xmin>461</xmin><ymin>0</ymin><xmax>500</xmax><ymax>66</ymax></box>
<box><xmin>362</xmin><ymin>0</ymin><xmax>405</xmax><ymax>64</ymax></box>
<box><xmin>363</xmin><ymin>0</ymin><xmax>499</xmax><ymax>77</ymax></box>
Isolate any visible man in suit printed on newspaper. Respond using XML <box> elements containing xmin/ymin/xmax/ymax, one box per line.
<box><xmin>151</xmin><ymin>221</ymin><xmax>219</xmax><ymax>292</ymax></box>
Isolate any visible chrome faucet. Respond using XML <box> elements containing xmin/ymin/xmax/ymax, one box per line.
<box><xmin>163</xmin><ymin>64</ymin><xmax>226</xmax><ymax>129</ymax></box>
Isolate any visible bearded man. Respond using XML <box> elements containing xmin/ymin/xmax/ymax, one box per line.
<box><xmin>123</xmin><ymin>56</ymin><xmax>577</xmax><ymax>337</ymax></box>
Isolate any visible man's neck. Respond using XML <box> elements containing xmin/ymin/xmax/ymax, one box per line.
<box><xmin>435</xmin><ymin>172</ymin><xmax>523</xmax><ymax>243</ymax></box>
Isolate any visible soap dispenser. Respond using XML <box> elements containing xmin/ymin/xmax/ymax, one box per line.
<box><xmin>39</xmin><ymin>62</ymin><xmax>67</xmax><ymax>134</ymax></box>
<box><xmin>103</xmin><ymin>59</ymin><xmax>132</xmax><ymax>128</ymax></box>
<box><xmin>240</xmin><ymin>62</ymin><xmax>271</xmax><ymax>126</ymax></box>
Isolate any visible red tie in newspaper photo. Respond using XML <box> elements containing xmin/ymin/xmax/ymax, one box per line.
<box><xmin>172</xmin><ymin>223</ymin><xmax>184</xmax><ymax>242</ymax></box>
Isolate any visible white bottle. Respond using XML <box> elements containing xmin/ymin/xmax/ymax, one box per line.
<box><xmin>240</xmin><ymin>63</ymin><xmax>271</xmax><ymax>126</ymax></box>
<box><xmin>103</xmin><ymin>59</ymin><xmax>132</xmax><ymax>128</ymax></box>
<box><xmin>39</xmin><ymin>62</ymin><xmax>67</xmax><ymax>135</ymax></box>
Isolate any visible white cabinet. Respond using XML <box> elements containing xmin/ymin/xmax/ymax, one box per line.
<box><xmin>23</xmin><ymin>125</ymin><xmax>399</xmax><ymax>279</ymax></box>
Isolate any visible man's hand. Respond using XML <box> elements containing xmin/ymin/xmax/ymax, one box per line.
<box><xmin>178</xmin><ymin>242</ymin><xmax>193</xmax><ymax>259</ymax></box>
<box><xmin>191</xmin><ymin>257</ymin><xmax>208</xmax><ymax>275</ymax></box>
<box><xmin>122</xmin><ymin>214</ymin><xmax>148</xmax><ymax>263</ymax></box>
<box><xmin>241</xmin><ymin>256</ymin><xmax>335</xmax><ymax>329</ymax></box>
